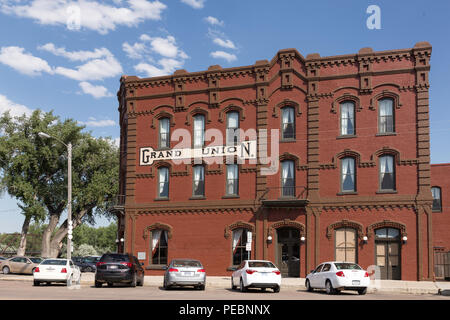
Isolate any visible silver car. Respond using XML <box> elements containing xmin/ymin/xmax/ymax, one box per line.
<box><xmin>163</xmin><ymin>259</ymin><xmax>206</xmax><ymax>290</ymax></box>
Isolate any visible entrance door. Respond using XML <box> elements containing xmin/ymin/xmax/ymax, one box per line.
<box><xmin>276</xmin><ymin>228</ymin><xmax>300</xmax><ymax>277</ymax></box>
<box><xmin>375</xmin><ymin>228</ymin><xmax>401</xmax><ymax>280</ymax></box>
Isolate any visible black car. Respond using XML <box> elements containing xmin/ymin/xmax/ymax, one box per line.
<box><xmin>78</xmin><ymin>256</ymin><xmax>100</xmax><ymax>272</ymax></box>
<box><xmin>95</xmin><ymin>253</ymin><xmax>144</xmax><ymax>287</ymax></box>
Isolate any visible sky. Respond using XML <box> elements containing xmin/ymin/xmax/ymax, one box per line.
<box><xmin>0</xmin><ymin>0</ymin><xmax>449</xmax><ymax>233</ymax></box>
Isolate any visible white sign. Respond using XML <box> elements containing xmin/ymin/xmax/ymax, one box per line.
<box><xmin>247</xmin><ymin>231</ymin><xmax>252</xmax><ymax>243</ymax></box>
<box><xmin>140</xmin><ymin>140</ymin><xmax>257</xmax><ymax>166</ymax></box>
<box><xmin>137</xmin><ymin>252</ymin><xmax>146</xmax><ymax>260</ymax></box>
<box><xmin>246</xmin><ymin>242</ymin><xmax>252</xmax><ymax>251</ymax></box>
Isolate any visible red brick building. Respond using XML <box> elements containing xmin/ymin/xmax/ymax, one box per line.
<box><xmin>116</xmin><ymin>41</ymin><xmax>449</xmax><ymax>281</ymax></box>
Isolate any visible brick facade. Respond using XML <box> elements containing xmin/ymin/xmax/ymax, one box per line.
<box><xmin>116</xmin><ymin>41</ymin><xmax>449</xmax><ymax>281</ymax></box>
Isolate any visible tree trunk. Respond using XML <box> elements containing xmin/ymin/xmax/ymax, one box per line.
<box><xmin>17</xmin><ymin>215</ymin><xmax>31</xmax><ymax>256</ymax></box>
<box><xmin>41</xmin><ymin>213</ymin><xmax>61</xmax><ymax>258</ymax></box>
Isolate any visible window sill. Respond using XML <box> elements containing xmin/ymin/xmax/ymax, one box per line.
<box><xmin>222</xmin><ymin>195</ymin><xmax>240</xmax><ymax>199</ymax></box>
<box><xmin>145</xmin><ymin>265</ymin><xmax>167</xmax><ymax>270</ymax></box>
<box><xmin>375</xmin><ymin>132</ymin><xmax>396</xmax><ymax>137</ymax></box>
<box><xmin>154</xmin><ymin>197</ymin><xmax>170</xmax><ymax>201</ymax></box>
<box><xmin>155</xmin><ymin>147</ymin><xmax>171</xmax><ymax>151</ymax></box>
<box><xmin>336</xmin><ymin>135</ymin><xmax>357</xmax><ymax>139</ymax></box>
<box><xmin>432</xmin><ymin>210</ymin><xmax>442</xmax><ymax>213</ymax></box>
<box><xmin>376</xmin><ymin>190</ymin><xmax>397</xmax><ymax>194</ymax></box>
<box><xmin>189</xmin><ymin>196</ymin><xmax>206</xmax><ymax>200</ymax></box>
<box><xmin>337</xmin><ymin>192</ymin><xmax>358</xmax><ymax>196</ymax></box>
<box><xmin>280</xmin><ymin>138</ymin><xmax>296</xmax><ymax>143</ymax></box>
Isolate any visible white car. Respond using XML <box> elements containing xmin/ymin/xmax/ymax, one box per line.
<box><xmin>33</xmin><ymin>258</ymin><xmax>82</xmax><ymax>286</ymax></box>
<box><xmin>305</xmin><ymin>261</ymin><xmax>370</xmax><ymax>295</ymax></box>
<box><xmin>231</xmin><ymin>260</ymin><xmax>281</xmax><ymax>293</ymax></box>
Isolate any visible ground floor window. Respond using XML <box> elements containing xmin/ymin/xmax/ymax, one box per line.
<box><xmin>151</xmin><ymin>229</ymin><xmax>168</xmax><ymax>265</ymax></box>
<box><xmin>335</xmin><ymin>227</ymin><xmax>357</xmax><ymax>263</ymax></box>
<box><xmin>232</xmin><ymin>228</ymin><xmax>250</xmax><ymax>266</ymax></box>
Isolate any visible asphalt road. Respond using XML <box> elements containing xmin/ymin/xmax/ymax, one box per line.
<box><xmin>0</xmin><ymin>280</ymin><xmax>448</xmax><ymax>300</ymax></box>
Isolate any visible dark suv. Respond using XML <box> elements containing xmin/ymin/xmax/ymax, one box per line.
<box><xmin>95</xmin><ymin>253</ymin><xmax>145</xmax><ymax>287</ymax></box>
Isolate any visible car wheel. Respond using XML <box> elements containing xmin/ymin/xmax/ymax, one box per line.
<box><xmin>200</xmin><ymin>284</ymin><xmax>205</xmax><ymax>291</ymax></box>
<box><xmin>305</xmin><ymin>279</ymin><xmax>313</xmax><ymax>292</ymax></box>
<box><xmin>33</xmin><ymin>280</ymin><xmax>40</xmax><ymax>286</ymax></box>
<box><xmin>239</xmin><ymin>278</ymin><xmax>247</xmax><ymax>292</ymax></box>
<box><xmin>2</xmin><ymin>266</ymin><xmax>9</xmax><ymax>275</ymax></box>
<box><xmin>130</xmin><ymin>273</ymin><xmax>137</xmax><ymax>287</ymax></box>
<box><xmin>261</xmin><ymin>287</ymin><xmax>266</xmax><ymax>292</ymax></box>
<box><xmin>273</xmin><ymin>285</ymin><xmax>280</xmax><ymax>293</ymax></box>
<box><xmin>231</xmin><ymin>277</ymin><xmax>237</xmax><ymax>290</ymax></box>
<box><xmin>107</xmin><ymin>282</ymin><xmax>114</xmax><ymax>287</ymax></box>
<box><xmin>325</xmin><ymin>280</ymin><xmax>336</xmax><ymax>295</ymax></box>
<box><xmin>358</xmin><ymin>287</ymin><xmax>367</xmax><ymax>295</ymax></box>
<box><xmin>95</xmin><ymin>280</ymin><xmax>102</xmax><ymax>288</ymax></box>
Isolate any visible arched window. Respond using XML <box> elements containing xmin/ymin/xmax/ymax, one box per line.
<box><xmin>341</xmin><ymin>157</ymin><xmax>356</xmax><ymax>192</ymax></box>
<box><xmin>340</xmin><ymin>101</ymin><xmax>355</xmax><ymax>136</ymax></box>
<box><xmin>432</xmin><ymin>187</ymin><xmax>442</xmax><ymax>212</ymax></box>
<box><xmin>379</xmin><ymin>155</ymin><xmax>395</xmax><ymax>191</ymax></box>
<box><xmin>159</xmin><ymin>117</ymin><xmax>170</xmax><ymax>148</ymax></box>
<box><xmin>335</xmin><ymin>227</ymin><xmax>357</xmax><ymax>263</ymax></box>
<box><xmin>232</xmin><ymin>228</ymin><xmax>250</xmax><ymax>265</ymax></box>
<box><xmin>226</xmin><ymin>111</ymin><xmax>240</xmax><ymax>145</ymax></box>
<box><xmin>151</xmin><ymin>229</ymin><xmax>168</xmax><ymax>265</ymax></box>
<box><xmin>281</xmin><ymin>160</ymin><xmax>295</xmax><ymax>197</ymax></box>
<box><xmin>281</xmin><ymin>106</ymin><xmax>295</xmax><ymax>140</ymax></box>
<box><xmin>157</xmin><ymin>167</ymin><xmax>169</xmax><ymax>198</ymax></box>
<box><xmin>378</xmin><ymin>98</ymin><xmax>395</xmax><ymax>134</ymax></box>
<box><xmin>193</xmin><ymin>114</ymin><xmax>205</xmax><ymax>148</ymax></box>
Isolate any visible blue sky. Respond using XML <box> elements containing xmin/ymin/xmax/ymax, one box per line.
<box><xmin>0</xmin><ymin>0</ymin><xmax>449</xmax><ymax>233</ymax></box>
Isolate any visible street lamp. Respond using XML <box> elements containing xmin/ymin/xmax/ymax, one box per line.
<box><xmin>38</xmin><ymin>132</ymin><xmax>72</xmax><ymax>260</ymax></box>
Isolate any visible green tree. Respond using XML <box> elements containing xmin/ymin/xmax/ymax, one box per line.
<box><xmin>0</xmin><ymin>109</ymin><xmax>119</xmax><ymax>258</ymax></box>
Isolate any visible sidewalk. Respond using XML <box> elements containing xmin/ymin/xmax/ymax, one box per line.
<box><xmin>1</xmin><ymin>273</ymin><xmax>450</xmax><ymax>296</ymax></box>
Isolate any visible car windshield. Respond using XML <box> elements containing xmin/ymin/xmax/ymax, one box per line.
<box><xmin>100</xmin><ymin>254</ymin><xmax>128</xmax><ymax>263</ymax></box>
<box><xmin>41</xmin><ymin>259</ymin><xmax>67</xmax><ymax>266</ymax></box>
<box><xmin>85</xmin><ymin>257</ymin><xmax>100</xmax><ymax>263</ymax></box>
<box><xmin>172</xmin><ymin>260</ymin><xmax>202</xmax><ymax>268</ymax></box>
<box><xmin>29</xmin><ymin>258</ymin><xmax>42</xmax><ymax>263</ymax></box>
<box><xmin>334</xmin><ymin>263</ymin><xmax>362</xmax><ymax>270</ymax></box>
<box><xmin>248</xmin><ymin>261</ymin><xmax>275</xmax><ymax>268</ymax></box>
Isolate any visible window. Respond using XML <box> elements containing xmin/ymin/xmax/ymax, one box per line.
<box><xmin>232</xmin><ymin>228</ymin><xmax>250</xmax><ymax>265</ymax></box>
<box><xmin>193</xmin><ymin>114</ymin><xmax>205</xmax><ymax>148</ymax></box>
<box><xmin>192</xmin><ymin>165</ymin><xmax>205</xmax><ymax>197</ymax></box>
<box><xmin>378</xmin><ymin>98</ymin><xmax>394</xmax><ymax>134</ymax></box>
<box><xmin>226</xmin><ymin>111</ymin><xmax>240</xmax><ymax>145</ymax></box>
<box><xmin>335</xmin><ymin>228</ymin><xmax>357</xmax><ymax>263</ymax></box>
<box><xmin>281</xmin><ymin>107</ymin><xmax>295</xmax><ymax>140</ymax></box>
<box><xmin>379</xmin><ymin>155</ymin><xmax>395</xmax><ymax>191</ymax></box>
<box><xmin>158</xmin><ymin>167</ymin><xmax>169</xmax><ymax>198</ymax></box>
<box><xmin>340</xmin><ymin>101</ymin><xmax>355</xmax><ymax>135</ymax></box>
<box><xmin>341</xmin><ymin>157</ymin><xmax>356</xmax><ymax>192</ymax></box>
<box><xmin>281</xmin><ymin>160</ymin><xmax>295</xmax><ymax>197</ymax></box>
<box><xmin>432</xmin><ymin>187</ymin><xmax>442</xmax><ymax>212</ymax></box>
<box><xmin>151</xmin><ymin>229</ymin><xmax>168</xmax><ymax>265</ymax></box>
<box><xmin>226</xmin><ymin>164</ymin><xmax>239</xmax><ymax>196</ymax></box>
<box><xmin>321</xmin><ymin>264</ymin><xmax>331</xmax><ymax>272</ymax></box>
<box><xmin>159</xmin><ymin>118</ymin><xmax>170</xmax><ymax>148</ymax></box>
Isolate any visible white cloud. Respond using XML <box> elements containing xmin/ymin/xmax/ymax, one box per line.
<box><xmin>80</xmin><ymin>117</ymin><xmax>116</xmax><ymax>127</ymax></box>
<box><xmin>204</xmin><ymin>16</ymin><xmax>223</xmax><ymax>26</ymax></box>
<box><xmin>180</xmin><ymin>0</ymin><xmax>205</xmax><ymax>9</ymax></box>
<box><xmin>79</xmin><ymin>82</ymin><xmax>113</xmax><ymax>99</ymax></box>
<box><xmin>135</xmin><ymin>58</ymin><xmax>183</xmax><ymax>77</ymax></box>
<box><xmin>210</xmin><ymin>51</ymin><xmax>237</xmax><ymax>62</ymax></box>
<box><xmin>38</xmin><ymin>43</ymin><xmax>111</xmax><ymax>61</ymax></box>
<box><xmin>0</xmin><ymin>0</ymin><xmax>167</xmax><ymax>35</ymax></box>
<box><xmin>213</xmin><ymin>38</ymin><xmax>236</xmax><ymax>49</ymax></box>
<box><xmin>0</xmin><ymin>46</ymin><xmax>54</xmax><ymax>76</ymax></box>
<box><xmin>54</xmin><ymin>54</ymin><xmax>123</xmax><ymax>81</ymax></box>
<box><xmin>122</xmin><ymin>42</ymin><xmax>147</xmax><ymax>60</ymax></box>
<box><xmin>0</xmin><ymin>94</ymin><xmax>33</xmax><ymax>117</ymax></box>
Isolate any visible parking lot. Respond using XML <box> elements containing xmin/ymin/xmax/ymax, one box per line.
<box><xmin>0</xmin><ymin>276</ymin><xmax>448</xmax><ymax>300</ymax></box>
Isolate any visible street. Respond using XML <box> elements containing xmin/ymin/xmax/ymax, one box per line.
<box><xmin>0</xmin><ymin>280</ymin><xmax>448</xmax><ymax>300</ymax></box>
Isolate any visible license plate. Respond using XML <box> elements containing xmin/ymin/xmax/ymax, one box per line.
<box><xmin>109</xmin><ymin>265</ymin><xmax>118</xmax><ymax>270</ymax></box>
<box><xmin>182</xmin><ymin>272</ymin><xmax>193</xmax><ymax>276</ymax></box>
<box><xmin>352</xmin><ymin>280</ymin><xmax>360</xmax><ymax>285</ymax></box>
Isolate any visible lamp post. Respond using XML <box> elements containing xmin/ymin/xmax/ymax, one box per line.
<box><xmin>38</xmin><ymin>132</ymin><xmax>72</xmax><ymax>260</ymax></box>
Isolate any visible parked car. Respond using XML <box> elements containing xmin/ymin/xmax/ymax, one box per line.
<box><xmin>305</xmin><ymin>261</ymin><xmax>370</xmax><ymax>295</ymax></box>
<box><xmin>74</xmin><ymin>256</ymin><xmax>100</xmax><ymax>272</ymax></box>
<box><xmin>231</xmin><ymin>260</ymin><xmax>281</xmax><ymax>293</ymax></box>
<box><xmin>95</xmin><ymin>253</ymin><xmax>144</xmax><ymax>288</ymax></box>
<box><xmin>1</xmin><ymin>256</ymin><xmax>42</xmax><ymax>275</ymax></box>
<box><xmin>33</xmin><ymin>258</ymin><xmax>81</xmax><ymax>286</ymax></box>
<box><xmin>163</xmin><ymin>259</ymin><xmax>206</xmax><ymax>290</ymax></box>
